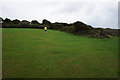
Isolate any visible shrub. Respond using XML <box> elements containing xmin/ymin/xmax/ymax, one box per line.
<box><xmin>73</xmin><ymin>21</ymin><xmax>93</xmax><ymax>32</ymax></box>
<box><xmin>50</xmin><ymin>23</ymin><xmax>64</xmax><ymax>30</ymax></box>
<box><xmin>42</xmin><ymin>19</ymin><xmax>51</xmax><ymax>25</ymax></box>
<box><xmin>2</xmin><ymin>23</ymin><xmax>21</xmax><ymax>28</ymax></box>
<box><xmin>60</xmin><ymin>26</ymin><xmax>75</xmax><ymax>33</ymax></box>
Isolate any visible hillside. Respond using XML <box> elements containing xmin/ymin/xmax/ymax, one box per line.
<box><xmin>2</xmin><ymin>28</ymin><xmax>118</xmax><ymax>78</ymax></box>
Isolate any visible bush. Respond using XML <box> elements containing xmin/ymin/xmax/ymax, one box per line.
<box><xmin>42</xmin><ymin>19</ymin><xmax>51</xmax><ymax>25</ymax></box>
<box><xmin>2</xmin><ymin>23</ymin><xmax>21</xmax><ymax>28</ymax></box>
<box><xmin>73</xmin><ymin>21</ymin><xmax>93</xmax><ymax>32</ymax></box>
<box><xmin>60</xmin><ymin>26</ymin><xmax>75</xmax><ymax>33</ymax></box>
<box><xmin>50</xmin><ymin>23</ymin><xmax>64</xmax><ymax>30</ymax></box>
<box><xmin>88</xmin><ymin>29</ymin><xmax>111</xmax><ymax>38</ymax></box>
<box><xmin>30</xmin><ymin>24</ymin><xmax>42</xmax><ymax>28</ymax></box>
<box><xmin>103</xmin><ymin>29</ymin><xmax>118</xmax><ymax>36</ymax></box>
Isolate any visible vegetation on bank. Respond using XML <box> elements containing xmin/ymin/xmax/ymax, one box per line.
<box><xmin>0</xmin><ymin>17</ymin><xmax>119</xmax><ymax>38</ymax></box>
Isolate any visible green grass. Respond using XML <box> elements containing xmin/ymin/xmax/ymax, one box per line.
<box><xmin>2</xmin><ymin>28</ymin><xmax>118</xmax><ymax>78</ymax></box>
<box><xmin>0</xmin><ymin>28</ymin><xmax>2</xmax><ymax>78</ymax></box>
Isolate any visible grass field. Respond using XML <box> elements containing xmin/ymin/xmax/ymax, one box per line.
<box><xmin>2</xmin><ymin>28</ymin><xmax>118</xmax><ymax>78</ymax></box>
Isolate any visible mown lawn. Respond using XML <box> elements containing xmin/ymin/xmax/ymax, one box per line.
<box><xmin>2</xmin><ymin>28</ymin><xmax>118</xmax><ymax>78</ymax></box>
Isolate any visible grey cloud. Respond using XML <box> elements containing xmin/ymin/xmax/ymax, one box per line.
<box><xmin>0</xmin><ymin>1</ymin><xmax>118</xmax><ymax>29</ymax></box>
<box><xmin>57</xmin><ymin>2</ymin><xmax>96</xmax><ymax>14</ymax></box>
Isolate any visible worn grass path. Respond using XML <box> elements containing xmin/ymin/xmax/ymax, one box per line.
<box><xmin>2</xmin><ymin>28</ymin><xmax>118</xmax><ymax>78</ymax></box>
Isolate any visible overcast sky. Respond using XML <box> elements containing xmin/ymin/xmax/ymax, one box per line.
<box><xmin>0</xmin><ymin>0</ymin><xmax>119</xmax><ymax>29</ymax></box>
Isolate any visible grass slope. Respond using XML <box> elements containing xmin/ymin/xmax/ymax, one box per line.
<box><xmin>2</xmin><ymin>28</ymin><xmax>118</xmax><ymax>78</ymax></box>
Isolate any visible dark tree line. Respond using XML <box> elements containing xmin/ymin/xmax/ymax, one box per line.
<box><xmin>0</xmin><ymin>17</ymin><xmax>119</xmax><ymax>38</ymax></box>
